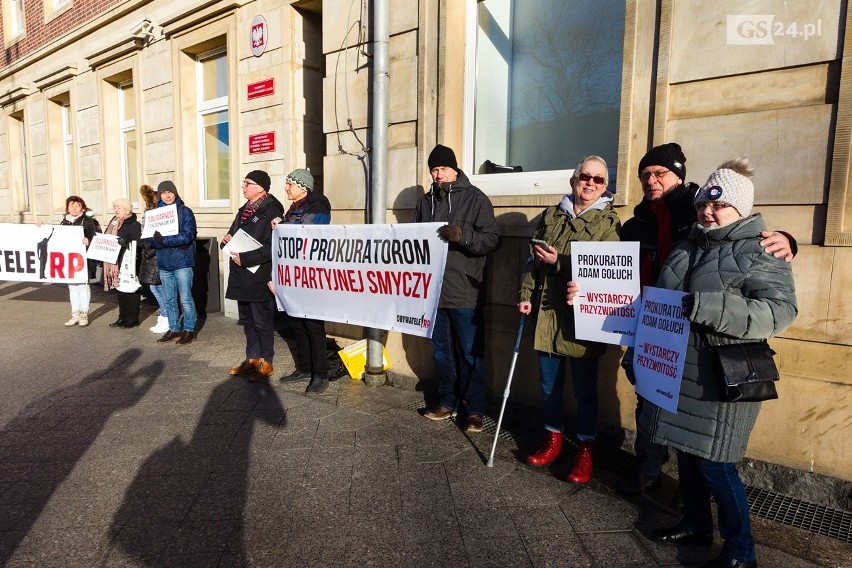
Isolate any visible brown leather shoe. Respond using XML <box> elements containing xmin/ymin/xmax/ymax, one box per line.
<box><xmin>248</xmin><ymin>359</ymin><xmax>273</xmax><ymax>382</ymax></box>
<box><xmin>229</xmin><ymin>358</ymin><xmax>261</xmax><ymax>376</ymax></box>
<box><xmin>176</xmin><ymin>331</ymin><xmax>197</xmax><ymax>345</ymax></box>
<box><xmin>423</xmin><ymin>405</ymin><xmax>455</xmax><ymax>421</ymax></box>
<box><xmin>464</xmin><ymin>414</ymin><xmax>484</xmax><ymax>433</ymax></box>
<box><xmin>157</xmin><ymin>330</ymin><xmax>182</xmax><ymax>343</ymax></box>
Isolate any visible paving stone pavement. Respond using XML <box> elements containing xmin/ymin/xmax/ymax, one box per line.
<box><xmin>0</xmin><ymin>281</ymin><xmax>849</xmax><ymax>567</ymax></box>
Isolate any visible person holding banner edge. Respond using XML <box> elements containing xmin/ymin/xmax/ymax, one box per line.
<box><xmin>518</xmin><ymin>155</ymin><xmax>620</xmax><ymax>484</ymax></box>
<box><xmin>270</xmin><ymin>168</ymin><xmax>332</xmax><ymax>394</ymax></box>
<box><xmin>52</xmin><ymin>196</ymin><xmax>99</xmax><ymax>327</ymax></box>
<box><xmin>567</xmin><ymin>142</ymin><xmax>796</xmax><ymax>496</ymax></box>
<box><xmin>224</xmin><ymin>170</ymin><xmax>285</xmax><ymax>382</ymax></box>
<box><xmin>632</xmin><ymin>158</ymin><xmax>797</xmax><ymax>568</ymax></box>
<box><xmin>416</xmin><ymin>144</ymin><xmax>500</xmax><ymax>433</ymax></box>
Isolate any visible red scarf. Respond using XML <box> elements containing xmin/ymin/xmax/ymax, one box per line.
<box><xmin>240</xmin><ymin>193</ymin><xmax>268</xmax><ymax>224</ymax></box>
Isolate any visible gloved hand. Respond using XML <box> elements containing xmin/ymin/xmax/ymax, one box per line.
<box><xmin>153</xmin><ymin>231</ymin><xmax>164</xmax><ymax>245</ymax></box>
<box><xmin>681</xmin><ymin>293</ymin><xmax>695</xmax><ymax>318</ymax></box>
<box><xmin>117</xmin><ymin>237</ymin><xmax>126</xmax><ymax>247</ymax></box>
<box><xmin>437</xmin><ymin>224</ymin><xmax>463</xmax><ymax>244</ymax></box>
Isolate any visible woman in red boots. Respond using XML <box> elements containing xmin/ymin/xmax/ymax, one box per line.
<box><xmin>518</xmin><ymin>155</ymin><xmax>620</xmax><ymax>483</ymax></box>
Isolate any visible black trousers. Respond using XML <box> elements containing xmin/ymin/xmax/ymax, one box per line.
<box><xmin>117</xmin><ymin>291</ymin><xmax>141</xmax><ymax>323</ymax></box>
<box><xmin>286</xmin><ymin>314</ymin><xmax>327</xmax><ymax>378</ymax></box>
<box><xmin>634</xmin><ymin>396</ymin><xmax>669</xmax><ymax>475</ymax></box>
<box><xmin>238</xmin><ymin>300</ymin><xmax>275</xmax><ymax>361</ymax></box>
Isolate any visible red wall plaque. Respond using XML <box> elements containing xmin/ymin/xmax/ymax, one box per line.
<box><xmin>248</xmin><ymin>78</ymin><xmax>274</xmax><ymax>100</ymax></box>
<box><xmin>248</xmin><ymin>132</ymin><xmax>276</xmax><ymax>154</ymax></box>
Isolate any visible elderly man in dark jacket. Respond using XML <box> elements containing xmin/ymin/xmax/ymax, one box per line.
<box><xmin>150</xmin><ymin>180</ymin><xmax>198</xmax><ymax>345</ymax></box>
<box><xmin>223</xmin><ymin>170</ymin><xmax>285</xmax><ymax>382</ymax></box>
<box><xmin>415</xmin><ymin>144</ymin><xmax>500</xmax><ymax>433</ymax></box>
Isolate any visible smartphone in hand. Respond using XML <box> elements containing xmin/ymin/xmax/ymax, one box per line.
<box><xmin>530</xmin><ymin>238</ymin><xmax>550</xmax><ymax>249</ymax></box>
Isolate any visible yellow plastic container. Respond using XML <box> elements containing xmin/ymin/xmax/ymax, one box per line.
<box><xmin>338</xmin><ymin>339</ymin><xmax>392</xmax><ymax>380</ymax></box>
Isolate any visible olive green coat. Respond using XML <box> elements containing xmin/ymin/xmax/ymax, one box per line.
<box><xmin>519</xmin><ymin>197</ymin><xmax>620</xmax><ymax>357</ymax></box>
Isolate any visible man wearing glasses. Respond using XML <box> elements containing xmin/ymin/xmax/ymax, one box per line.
<box><xmin>222</xmin><ymin>170</ymin><xmax>285</xmax><ymax>382</ymax></box>
<box><xmin>616</xmin><ymin>142</ymin><xmax>796</xmax><ymax>495</ymax></box>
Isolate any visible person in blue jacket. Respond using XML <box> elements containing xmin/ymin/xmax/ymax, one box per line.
<box><xmin>149</xmin><ymin>180</ymin><xmax>198</xmax><ymax>345</ymax></box>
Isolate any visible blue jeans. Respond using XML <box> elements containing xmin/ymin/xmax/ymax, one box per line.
<box><xmin>430</xmin><ymin>308</ymin><xmax>487</xmax><ymax>415</ymax></box>
<box><xmin>160</xmin><ymin>267</ymin><xmax>197</xmax><ymax>332</ymax></box>
<box><xmin>149</xmin><ymin>283</ymin><xmax>167</xmax><ymax>313</ymax></box>
<box><xmin>538</xmin><ymin>352</ymin><xmax>599</xmax><ymax>440</ymax></box>
<box><xmin>677</xmin><ymin>450</ymin><xmax>756</xmax><ymax>562</ymax></box>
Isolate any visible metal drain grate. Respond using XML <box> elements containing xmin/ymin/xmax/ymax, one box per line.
<box><xmin>746</xmin><ymin>487</ymin><xmax>852</xmax><ymax>543</ymax></box>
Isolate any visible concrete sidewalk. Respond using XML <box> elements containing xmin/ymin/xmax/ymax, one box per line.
<box><xmin>0</xmin><ymin>282</ymin><xmax>848</xmax><ymax>567</ymax></box>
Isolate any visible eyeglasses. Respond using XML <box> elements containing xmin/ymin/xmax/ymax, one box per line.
<box><xmin>639</xmin><ymin>169</ymin><xmax>671</xmax><ymax>182</ymax></box>
<box><xmin>576</xmin><ymin>173</ymin><xmax>606</xmax><ymax>185</ymax></box>
<box><xmin>695</xmin><ymin>201</ymin><xmax>732</xmax><ymax>211</ymax></box>
<box><xmin>241</xmin><ymin>180</ymin><xmax>259</xmax><ymax>187</ymax></box>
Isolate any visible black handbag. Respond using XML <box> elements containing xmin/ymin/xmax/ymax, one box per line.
<box><xmin>712</xmin><ymin>341</ymin><xmax>779</xmax><ymax>402</ymax></box>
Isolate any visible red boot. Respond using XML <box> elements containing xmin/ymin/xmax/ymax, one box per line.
<box><xmin>567</xmin><ymin>440</ymin><xmax>594</xmax><ymax>483</ymax></box>
<box><xmin>527</xmin><ymin>431</ymin><xmax>563</xmax><ymax>467</ymax></box>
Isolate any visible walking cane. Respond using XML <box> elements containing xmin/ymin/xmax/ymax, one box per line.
<box><xmin>487</xmin><ymin>314</ymin><xmax>527</xmax><ymax>467</ymax></box>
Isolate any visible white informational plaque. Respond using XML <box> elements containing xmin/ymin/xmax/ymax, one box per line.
<box><xmin>633</xmin><ymin>286</ymin><xmax>690</xmax><ymax>414</ymax></box>
<box><xmin>572</xmin><ymin>241</ymin><xmax>640</xmax><ymax>346</ymax></box>
<box><xmin>86</xmin><ymin>233</ymin><xmax>121</xmax><ymax>264</ymax></box>
<box><xmin>140</xmin><ymin>204</ymin><xmax>179</xmax><ymax>239</ymax></box>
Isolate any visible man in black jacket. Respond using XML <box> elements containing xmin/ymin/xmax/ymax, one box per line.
<box><xmin>415</xmin><ymin>145</ymin><xmax>500</xmax><ymax>432</ymax></box>
<box><xmin>223</xmin><ymin>170</ymin><xmax>285</xmax><ymax>382</ymax></box>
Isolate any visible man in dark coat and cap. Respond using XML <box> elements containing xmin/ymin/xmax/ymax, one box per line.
<box><xmin>415</xmin><ymin>144</ymin><xmax>500</xmax><ymax>433</ymax></box>
<box><xmin>223</xmin><ymin>170</ymin><xmax>285</xmax><ymax>381</ymax></box>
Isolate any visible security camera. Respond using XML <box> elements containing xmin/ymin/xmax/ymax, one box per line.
<box><xmin>130</xmin><ymin>18</ymin><xmax>152</xmax><ymax>36</ymax></box>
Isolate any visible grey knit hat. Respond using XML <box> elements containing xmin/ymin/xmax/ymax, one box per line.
<box><xmin>694</xmin><ymin>162</ymin><xmax>755</xmax><ymax>217</ymax></box>
<box><xmin>286</xmin><ymin>168</ymin><xmax>314</xmax><ymax>192</ymax></box>
<box><xmin>157</xmin><ymin>180</ymin><xmax>178</xmax><ymax>198</ymax></box>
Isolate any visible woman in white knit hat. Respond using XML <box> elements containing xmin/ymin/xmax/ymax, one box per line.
<box><xmin>633</xmin><ymin>158</ymin><xmax>798</xmax><ymax>568</ymax></box>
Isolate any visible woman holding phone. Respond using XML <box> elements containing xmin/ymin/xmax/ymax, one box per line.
<box><xmin>518</xmin><ymin>155</ymin><xmax>620</xmax><ymax>483</ymax></box>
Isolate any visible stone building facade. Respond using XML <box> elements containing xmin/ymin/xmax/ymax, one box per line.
<box><xmin>0</xmin><ymin>0</ymin><xmax>849</xmax><ymax>492</ymax></box>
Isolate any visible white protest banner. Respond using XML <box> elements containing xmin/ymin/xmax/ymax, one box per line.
<box><xmin>272</xmin><ymin>223</ymin><xmax>447</xmax><ymax>338</ymax></box>
<box><xmin>633</xmin><ymin>286</ymin><xmax>690</xmax><ymax>414</ymax></box>
<box><xmin>86</xmin><ymin>233</ymin><xmax>120</xmax><ymax>264</ymax></box>
<box><xmin>140</xmin><ymin>204</ymin><xmax>179</xmax><ymax>239</ymax></box>
<box><xmin>223</xmin><ymin>228</ymin><xmax>263</xmax><ymax>274</ymax></box>
<box><xmin>0</xmin><ymin>224</ymin><xmax>87</xmax><ymax>283</ymax></box>
<box><xmin>572</xmin><ymin>241</ymin><xmax>640</xmax><ymax>346</ymax></box>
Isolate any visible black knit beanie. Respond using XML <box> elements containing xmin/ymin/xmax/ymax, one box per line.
<box><xmin>428</xmin><ymin>144</ymin><xmax>458</xmax><ymax>171</ymax></box>
<box><xmin>245</xmin><ymin>170</ymin><xmax>271</xmax><ymax>191</ymax></box>
<box><xmin>638</xmin><ymin>143</ymin><xmax>687</xmax><ymax>181</ymax></box>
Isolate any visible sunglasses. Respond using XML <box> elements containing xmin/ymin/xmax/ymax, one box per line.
<box><xmin>576</xmin><ymin>172</ymin><xmax>606</xmax><ymax>185</ymax></box>
<box><xmin>639</xmin><ymin>169</ymin><xmax>670</xmax><ymax>182</ymax></box>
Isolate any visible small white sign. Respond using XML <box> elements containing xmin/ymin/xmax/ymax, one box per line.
<box><xmin>141</xmin><ymin>204</ymin><xmax>179</xmax><ymax>239</ymax></box>
<box><xmin>223</xmin><ymin>228</ymin><xmax>263</xmax><ymax>274</ymax></box>
<box><xmin>633</xmin><ymin>286</ymin><xmax>690</xmax><ymax>415</ymax></box>
<box><xmin>572</xmin><ymin>241</ymin><xmax>640</xmax><ymax>346</ymax></box>
<box><xmin>86</xmin><ymin>233</ymin><xmax>121</xmax><ymax>264</ymax></box>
